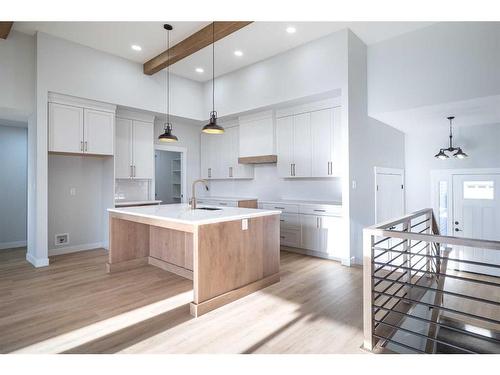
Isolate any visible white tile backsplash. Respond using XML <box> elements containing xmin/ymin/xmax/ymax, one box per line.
<box><xmin>115</xmin><ymin>179</ymin><xmax>151</xmax><ymax>202</ymax></box>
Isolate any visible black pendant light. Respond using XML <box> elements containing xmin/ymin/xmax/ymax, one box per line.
<box><xmin>202</xmin><ymin>22</ymin><xmax>224</xmax><ymax>135</ymax></box>
<box><xmin>159</xmin><ymin>24</ymin><xmax>179</xmax><ymax>143</ymax></box>
<box><xmin>434</xmin><ymin>116</ymin><xmax>468</xmax><ymax>160</ymax></box>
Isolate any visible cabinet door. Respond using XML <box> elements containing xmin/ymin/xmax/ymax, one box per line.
<box><xmin>115</xmin><ymin>117</ymin><xmax>133</xmax><ymax>179</ymax></box>
<box><xmin>229</xmin><ymin>126</ymin><xmax>254</xmax><ymax>179</ymax></box>
<box><xmin>276</xmin><ymin>116</ymin><xmax>294</xmax><ymax>177</ymax></box>
<box><xmin>300</xmin><ymin>214</ymin><xmax>320</xmax><ymax>251</ymax></box>
<box><xmin>292</xmin><ymin>113</ymin><xmax>312</xmax><ymax>177</ymax></box>
<box><xmin>220</xmin><ymin>128</ymin><xmax>233</xmax><ymax>178</ymax></box>
<box><xmin>48</xmin><ymin>102</ymin><xmax>84</xmax><ymax>153</ymax></box>
<box><xmin>200</xmin><ymin>133</ymin><xmax>210</xmax><ymax>179</ymax></box>
<box><xmin>209</xmin><ymin>134</ymin><xmax>224</xmax><ymax>179</ymax></box>
<box><xmin>84</xmin><ymin>109</ymin><xmax>114</xmax><ymax>155</ymax></box>
<box><xmin>331</xmin><ymin>106</ymin><xmax>342</xmax><ymax>176</ymax></box>
<box><xmin>319</xmin><ymin>216</ymin><xmax>343</xmax><ymax>257</ymax></box>
<box><xmin>132</xmin><ymin>120</ymin><xmax>154</xmax><ymax>179</ymax></box>
<box><xmin>311</xmin><ymin>108</ymin><xmax>333</xmax><ymax>177</ymax></box>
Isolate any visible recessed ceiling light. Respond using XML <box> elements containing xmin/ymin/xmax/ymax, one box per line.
<box><xmin>131</xmin><ymin>44</ymin><xmax>142</xmax><ymax>51</ymax></box>
<box><xmin>234</xmin><ymin>50</ymin><xmax>243</xmax><ymax>57</ymax></box>
<box><xmin>195</xmin><ymin>67</ymin><xmax>204</xmax><ymax>73</ymax></box>
<box><xmin>286</xmin><ymin>26</ymin><xmax>296</xmax><ymax>34</ymax></box>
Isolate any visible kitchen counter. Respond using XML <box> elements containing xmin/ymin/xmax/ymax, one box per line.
<box><xmin>107</xmin><ymin>203</ymin><xmax>280</xmax><ymax>317</ymax></box>
<box><xmin>114</xmin><ymin>200</ymin><xmax>162</xmax><ymax>207</ymax></box>
<box><xmin>108</xmin><ymin>203</ymin><xmax>280</xmax><ymax>227</ymax></box>
<box><xmin>260</xmin><ymin>199</ymin><xmax>342</xmax><ymax>206</ymax></box>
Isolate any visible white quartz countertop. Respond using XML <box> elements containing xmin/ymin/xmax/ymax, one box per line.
<box><xmin>197</xmin><ymin>196</ymin><xmax>258</xmax><ymax>201</ymax></box>
<box><xmin>260</xmin><ymin>199</ymin><xmax>342</xmax><ymax>206</ymax></box>
<box><xmin>114</xmin><ymin>200</ymin><xmax>162</xmax><ymax>207</ymax></box>
<box><xmin>108</xmin><ymin>203</ymin><xmax>280</xmax><ymax>225</ymax></box>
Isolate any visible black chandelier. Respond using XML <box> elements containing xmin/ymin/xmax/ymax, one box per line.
<box><xmin>434</xmin><ymin>116</ymin><xmax>468</xmax><ymax>160</ymax></box>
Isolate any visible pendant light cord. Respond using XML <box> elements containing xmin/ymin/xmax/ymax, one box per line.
<box><xmin>212</xmin><ymin>22</ymin><xmax>215</xmax><ymax>115</ymax></box>
<box><xmin>449</xmin><ymin>117</ymin><xmax>453</xmax><ymax>149</ymax></box>
<box><xmin>167</xmin><ymin>27</ymin><xmax>170</xmax><ymax>127</ymax></box>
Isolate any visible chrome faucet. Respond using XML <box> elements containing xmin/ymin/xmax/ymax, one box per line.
<box><xmin>190</xmin><ymin>179</ymin><xmax>209</xmax><ymax>209</ymax></box>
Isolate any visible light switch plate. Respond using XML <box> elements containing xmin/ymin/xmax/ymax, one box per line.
<box><xmin>242</xmin><ymin>219</ymin><xmax>248</xmax><ymax>230</ymax></box>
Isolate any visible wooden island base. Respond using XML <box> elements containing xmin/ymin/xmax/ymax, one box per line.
<box><xmin>107</xmin><ymin>212</ymin><xmax>280</xmax><ymax>317</ymax></box>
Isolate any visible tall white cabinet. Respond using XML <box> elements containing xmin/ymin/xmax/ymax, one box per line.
<box><xmin>48</xmin><ymin>94</ymin><xmax>115</xmax><ymax>156</ymax></box>
<box><xmin>200</xmin><ymin>125</ymin><xmax>254</xmax><ymax>180</ymax></box>
<box><xmin>276</xmin><ymin>99</ymin><xmax>342</xmax><ymax>178</ymax></box>
<box><xmin>115</xmin><ymin>112</ymin><xmax>154</xmax><ymax>179</ymax></box>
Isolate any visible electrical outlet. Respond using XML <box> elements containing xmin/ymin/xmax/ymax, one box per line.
<box><xmin>55</xmin><ymin>233</ymin><xmax>69</xmax><ymax>246</ymax></box>
<box><xmin>241</xmin><ymin>219</ymin><xmax>248</xmax><ymax>230</ymax></box>
<box><xmin>351</xmin><ymin>180</ymin><xmax>357</xmax><ymax>189</ymax></box>
<box><xmin>70</xmin><ymin>187</ymin><xmax>76</xmax><ymax>196</ymax></box>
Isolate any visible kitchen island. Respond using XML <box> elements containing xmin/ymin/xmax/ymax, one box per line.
<box><xmin>107</xmin><ymin>204</ymin><xmax>281</xmax><ymax>317</ymax></box>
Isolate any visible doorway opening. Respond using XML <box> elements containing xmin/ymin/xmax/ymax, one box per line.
<box><xmin>154</xmin><ymin>145</ymin><xmax>187</xmax><ymax>204</ymax></box>
<box><xmin>0</xmin><ymin>122</ymin><xmax>28</xmax><ymax>254</ymax></box>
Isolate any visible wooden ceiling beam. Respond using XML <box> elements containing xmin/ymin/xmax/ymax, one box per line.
<box><xmin>0</xmin><ymin>22</ymin><xmax>14</xmax><ymax>39</ymax></box>
<box><xmin>143</xmin><ymin>21</ymin><xmax>252</xmax><ymax>75</ymax></box>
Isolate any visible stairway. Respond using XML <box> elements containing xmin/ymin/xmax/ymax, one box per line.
<box><xmin>435</xmin><ymin>315</ymin><xmax>500</xmax><ymax>354</ymax></box>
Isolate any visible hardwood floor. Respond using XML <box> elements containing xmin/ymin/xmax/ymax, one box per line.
<box><xmin>0</xmin><ymin>247</ymin><xmax>364</xmax><ymax>354</ymax></box>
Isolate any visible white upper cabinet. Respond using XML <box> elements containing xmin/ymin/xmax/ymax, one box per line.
<box><xmin>276</xmin><ymin>116</ymin><xmax>294</xmax><ymax>177</ymax></box>
<box><xmin>132</xmin><ymin>120</ymin><xmax>154</xmax><ymax>179</ymax></box>
<box><xmin>115</xmin><ymin>115</ymin><xmax>154</xmax><ymax>179</ymax></box>
<box><xmin>238</xmin><ymin>110</ymin><xmax>275</xmax><ymax>158</ymax></box>
<box><xmin>48</xmin><ymin>94</ymin><xmax>115</xmax><ymax>156</ymax></box>
<box><xmin>115</xmin><ymin>118</ymin><xmax>133</xmax><ymax>179</ymax></box>
<box><xmin>49</xmin><ymin>103</ymin><xmax>84</xmax><ymax>154</ymax></box>
<box><xmin>276</xmin><ymin>99</ymin><xmax>342</xmax><ymax>178</ymax></box>
<box><xmin>292</xmin><ymin>113</ymin><xmax>312</xmax><ymax>177</ymax></box>
<box><xmin>200</xmin><ymin>126</ymin><xmax>254</xmax><ymax>180</ymax></box>
<box><xmin>83</xmin><ymin>109</ymin><xmax>114</xmax><ymax>155</ymax></box>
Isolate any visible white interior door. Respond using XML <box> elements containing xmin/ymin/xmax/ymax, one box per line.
<box><xmin>452</xmin><ymin>174</ymin><xmax>500</xmax><ymax>276</ymax></box>
<box><xmin>375</xmin><ymin>169</ymin><xmax>405</xmax><ymax>267</ymax></box>
<box><xmin>376</xmin><ymin>171</ymin><xmax>404</xmax><ymax>223</ymax></box>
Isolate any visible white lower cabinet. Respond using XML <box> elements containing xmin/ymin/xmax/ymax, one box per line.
<box><xmin>261</xmin><ymin>201</ymin><xmax>343</xmax><ymax>259</ymax></box>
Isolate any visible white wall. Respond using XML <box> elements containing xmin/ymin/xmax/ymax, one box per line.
<box><xmin>0</xmin><ymin>125</ymin><xmax>27</xmax><ymax>249</ymax></box>
<box><xmin>154</xmin><ymin>119</ymin><xmax>202</xmax><ymax>198</ymax></box>
<box><xmin>208</xmin><ymin>166</ymin><xmax>342</xmax><ymax>203</ymax></box>
<box><xmin>348</xmin><ymin>31</ymin><xmax>406</xmax><ymax>264</ymax></box>
<box><xmin>204</xmin><ymin>30</ymin><xmax>348</xmax><ymax>117</ymax></box>
<box><xmin>48</xmin><ymin>154</ymin><xmax>112</xmax><ymax>253</ymax></box>
<box><xmin>0</xmin><ymin>31</ymin><xmax>35</xmax><ymax>122</ymax></box>
<box><xmin>405</xmin><ymin>123</ymin><xmax>500</xmax><ymax>212</ymax></box>
<box><xmin>368</xmin><ymin>22</ymin><xmax>500</xmax><ymax>117</ymax></box>
<box><xmin>32</xmin><ymin>32</ymin><xmax>206</xmax><ymax>265</ymax></box>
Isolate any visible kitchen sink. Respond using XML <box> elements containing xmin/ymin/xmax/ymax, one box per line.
<box><xmin>196</xmin><ymin>207</ymin><xmax>222</xmax><ymax>211</ymax></box>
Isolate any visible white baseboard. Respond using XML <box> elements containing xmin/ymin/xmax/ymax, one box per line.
<box><xmin>26</xmin><ymin>252</ymin><xmax>49</xmax><ymax>268</ymax></box>
<box><xmin>48</xmin><ymin>242</ymin><xmax>104</xmax><ymax>256</ymax></box>
<box><xmin>281</xmin><ymin>245</ymin><xmax>342</xmax><ymax>263</ymax></box>
<box><xmin>0</xmin><ymin>240</ymin><xmax>27</xmax><ymax>250</ymax></box>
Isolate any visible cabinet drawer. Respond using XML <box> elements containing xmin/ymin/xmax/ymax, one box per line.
<box><xmin>279</xmin><ymin>230</ymin><xmax>300</xmax><ymax>248</ymax></box>
<box><xmin>299</xmin><ymin>204</ymin><xmax>341</xmax><ymax>216</ymax></box>
<box><xmin>279</xmin><ymin>213</ymin><xmax>300</xmax><ymax>230</ymax></box>
<box><xmin>262</xmin><ymin>203</ymin><xmax>299</xmax><ymax>214</ymax></box>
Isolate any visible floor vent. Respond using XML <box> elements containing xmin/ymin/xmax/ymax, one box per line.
<box><xmin>55</xmin><ymin>233</ymin><xmax>69</xmax><ymax>246</ymax></box>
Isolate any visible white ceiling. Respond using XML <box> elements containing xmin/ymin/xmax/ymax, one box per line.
<box><xmin>13</xmin><ymin>21</ymin><xmax>434</xmax><ymax>82</ymax></box>
<box><xmin>372</xmin><ymin>94</ymin><xmax>500</xmax><ymax>134</ymax></box>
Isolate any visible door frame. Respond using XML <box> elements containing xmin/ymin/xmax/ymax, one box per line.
<box><xmin>374</xmin><ymin>167</ymin><xmax>405</xmax><ymax>224</ymax></box>
<box><xmin>154</xmin><ymin>144</ymin><xmax>188</xmax><ymax>203</ymax></box>
<box><xmin>430</xmin><ymin>168</ymin><xmax>500</xmax><ymax>236</ymax></box>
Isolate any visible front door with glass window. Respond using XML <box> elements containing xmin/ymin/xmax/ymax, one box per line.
<box><xmin>452</xmin><ymin>174</ymin><xmax>500</xmax><ymax>276</ymax></box>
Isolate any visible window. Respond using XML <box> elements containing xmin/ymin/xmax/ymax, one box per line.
<box><xmin>463</xmin><ymin>181</ymin><xmax>494</xmax><ymax>200</ymax></box>
<box><xmin>438</xmin><ymin>181</ymin><xmax>448</xmax><ymax>235</ymax></box>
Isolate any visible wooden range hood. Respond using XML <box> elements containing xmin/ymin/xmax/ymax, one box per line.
<box><xmin>238</xmin><ymin>155</ymin><xmax>277</xmax><ymax>164</ymax></box>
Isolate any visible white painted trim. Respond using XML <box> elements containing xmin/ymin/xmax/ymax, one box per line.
<box><xmin>238</xmin><ymin>109</ymin><xmax>274</xmax><ymax>123</ymax></box>
<box><xmin>48</xmin><ymin>242</ymin><xmax>104</xmax><ymax>256</ymax></box>
<box><xmin>430</xmin><ymin>168</ymin><xmax>500</xmax><ymax>236</ymax></box>
<box><xmin>26</xmin><ymin>252</ymin><xmax>49</xmax><ymax>268</ymax></box>
<box><xmin>374</xmin><ymin>167</ymin><xmax>405</xmax><ymax>224</ymax></box>
<box><xmin>116</xmin><ymin>108</ymin><xmax>156</xmax><ymax>123</ymax></box>
<box><xmin>48</xmin><ymin>92</ymin><xmax>116</xmax><ymax>113</ymax></box>
<box><xmin>154</xmin><ymin>144</ymin><xmax>188</xmax><ymax>203</ymax></box>
<box><xmin>0</xmin><ymin>241</ymin><xmax>27</xmax><ymax>250</ymax></box>
<box><xmin>275</xmin><ymin>97</ymin><xmax>341</xmax><ymax>118</ymax></box>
